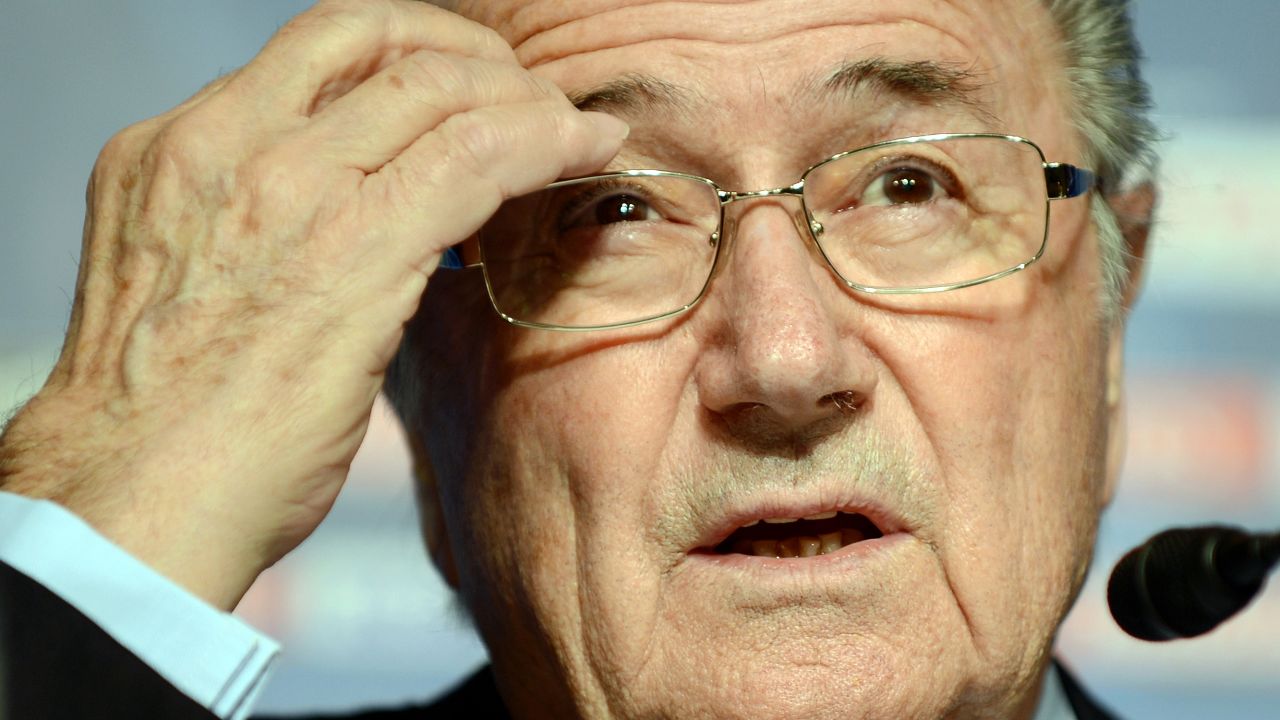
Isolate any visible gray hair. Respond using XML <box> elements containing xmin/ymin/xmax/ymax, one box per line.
<box><xmin>1044</xmin><ymin>0</ymin><xmax>1159</xmax><ymax>316</ymax></box>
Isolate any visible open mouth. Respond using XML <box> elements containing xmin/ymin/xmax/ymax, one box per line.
<box><xmin>709</xmin><ymin>511</ymin><xmax>885</xmax><ymax>558</ymax></box>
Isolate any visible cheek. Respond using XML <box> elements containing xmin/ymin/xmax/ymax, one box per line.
<box><xmin>899</xmin><ymin>309</ymin><xmax>1105</xmax><ymax>536</ymax></box>
<box><xmin>435</xmin><ymin>326</ymin><xmax>696</xmax><ymax>657</ymax></box>
<box><xmin>880</xmin><ymin>205</ymin><xmax>1105</xmax><ymax>519</ymax></box>
<box><xmin>866</xmin><ymin>241</ymin><xmax>1109</xmax><ymax>661</ymax></box>
<box><xmin>471</xmin><ymin>331</ymin><xmax>691</xmax><ymax>590</ymax></box>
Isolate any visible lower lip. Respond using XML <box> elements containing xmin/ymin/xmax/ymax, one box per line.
<box><xmin>684</xmin><ymin>532</ymin><xmax>911</xmax><ymax>576</ymax></box>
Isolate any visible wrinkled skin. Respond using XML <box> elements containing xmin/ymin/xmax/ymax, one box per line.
<box><xmin>0</xmin><ymin>0</ymin><xmax>1146</xmax><ymax>718</ymax></box>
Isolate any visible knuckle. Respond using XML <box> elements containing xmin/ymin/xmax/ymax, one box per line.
<box><xmin>95</xmin><ymin>123</ymin><xmax>147</xmax><ymax>173</ymax></box>
<box><xmin>306</xmin><ymin>0</ymin><xmax>366</xmax><ymax>21</ymax></box>
<box><xmin>390</xmin><ymin>0</ymin><xmax>447</xmax><ymax>19</ymax></box>
<box><xmin>548</xmin><ymin>102</ymin><xmax>591</xmax><ymax>147</ymax></box>
<box><xmin>148</xmin><ymin>114</ymin><xmax>214</xmax><ymax>169</ymax></box>
<box><xmin>232</xmin><ymin>151</ymin><xmax>296</xmax><ymax>219</ymax></box>
<box><xmin>467</xmin><ymin>22</ymin><xmax>519</xmax><ymax>64</ymax></box>
<box><xmin>235</xmin><ymin>149</ymin><xmax>303</xmax><ymax>207</ymax></box>
<box><xmin>91</xmin><ymin>119</ymin><xmax>161</xmax><ymax>197</ymax></box>
<box><xmin>391</xmin><ymin>0</ymin><xmax>516</xmax><ymax>64</ymax></box>
<box><xmin>395</xmin><ymin>52</ymin><xmax>557</xmax><ymax>114</ymax></box>
<box><xmin>533</xmin><ymin>74</ymin><xmax>568</xmax><ymax>100</ymax></box>
<box><xmin>401</xmin><ymin>49</ymin><xmax>470</xmax><ymax>97</ymax></box>
<box><xmin>439</xmin><ymin>112</ymin><xmax>506</xmax><ymax>178</ymax></box>
<box><xmin>283</xmin><ymin>0</ymin><xmax>370</xmax><ymax>40</ymax></box>
<box><xmin>514</xmin><ymin>68</ymin><xmax>561</xmax><ymax>102</ymax></box>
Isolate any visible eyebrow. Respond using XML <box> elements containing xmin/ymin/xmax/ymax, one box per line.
<box><xmin>817</xmin><ymin>58</ymin><xmax>996</xmax><ymax>124</ymax></box>
<box><xmin>568</xmin><ymin>73</ymin><xmax>694</xmax><ymax>116</ymax></box>
<box><xmin>568</xmin><ymin>58</ymin><xmax>997</xmax><ymax>124</ymax></box>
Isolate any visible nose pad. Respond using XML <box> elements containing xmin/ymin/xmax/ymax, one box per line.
<box><xmin>807</xmin><ymin>216</ymin><xmax>824</xmax><ymax>240</ymax></box>
<box><xmin>789</xmin><ymin>207</ymin><xmax>807</xmax><ymax>240</ymax></box>
<box><xmin>793</xmin><ymin>207</ymin><xmax>823</xmax><ymax>243</ymax></box>
<box><xmin>709</xmin><ymin>216</ymin><xmax>738</xmax><ymax>281</ymax></box>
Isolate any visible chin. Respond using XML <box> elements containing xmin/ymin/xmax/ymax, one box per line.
<box><xmin>632</xmin><ymin>671</ymin><xmax>960</xmax><ymax>720</ymax></box>
<box><xmin>602</xmin><ymin>631</ymin><xmax>985</xmax><ymax>720</ymax></box>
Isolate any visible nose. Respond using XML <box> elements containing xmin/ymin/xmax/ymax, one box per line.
<box><xmin>694</xmin><ymin>200</ymin><xmax>878</xmax><ymax>450</ymax></box>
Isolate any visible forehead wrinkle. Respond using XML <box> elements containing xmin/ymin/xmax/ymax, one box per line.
<box><xmin>505</xmin><ymin>0</ymin><xmax>804</xmax><ymax>66</ymax></box>
<box><xmin>506</xmin><ymin>0</ymin><xmax>1000</xmax><ymax>73</ymax></box>
<box><xmin>502</xmin><ymin>0</ymin><xmax>690</xmax><ymax>50</ymax></box>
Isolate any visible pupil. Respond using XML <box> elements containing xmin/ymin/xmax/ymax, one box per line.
<box><xmin>596</xmin><ymin>194</ymin><xmax>645</xmax><ymax>224</ymax></box>
<box><xmin>883</xmin><ymin>169</ymin><xmax>933</xmax><ymax>204</ymax></box>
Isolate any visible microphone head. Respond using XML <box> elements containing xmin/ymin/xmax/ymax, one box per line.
<box><xmin>1107</xmin><ymin>526</ymin><xmax>1263</xmax><ymax>641</ymax></box>
<box><xmin>1107</xmin><ymin>540</ymin><xmax>1175</xmax><ymax>641</ymax></box>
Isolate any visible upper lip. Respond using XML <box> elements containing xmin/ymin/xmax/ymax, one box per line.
<box><xmin>687</xmin><ymin>487</ymin><xmax>911</xmax><ymax>553</ymax></box>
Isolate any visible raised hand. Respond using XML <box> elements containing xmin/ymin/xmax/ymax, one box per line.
<box><xmin>0</xmin><ymin>0</ymin><xmax>626</xmax><ymax>610</ymax></box>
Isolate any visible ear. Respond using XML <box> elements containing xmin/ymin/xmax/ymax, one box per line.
<box><xmin>1109</xmin><ymin>182</ymin><xmax>1156</xmax><ymax>312</ymax></box>
<box><xmin>1101</xmin><ymin>182</ymin><xmax>1156</xmax><ymax>506</ymax></box>
<box><xmin>404</xmin><ymin>429</ymin><xmax>460</xmax><ymax>589</ymax></box>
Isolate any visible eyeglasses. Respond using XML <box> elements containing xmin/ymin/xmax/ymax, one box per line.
<box><xmin>443</xmin><ymin>133</ymin><xmax>1096</xmax><ymax>331</ymax></box>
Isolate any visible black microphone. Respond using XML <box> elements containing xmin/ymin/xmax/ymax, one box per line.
<box><xmin>1106</xmin><ymin>525</ymin><xmax>1280</xmax><ymax>641</ymax></box>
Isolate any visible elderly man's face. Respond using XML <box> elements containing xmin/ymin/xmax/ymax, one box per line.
<box><xmin>416</xmin><ymin>0</ymin><xmax>1121</xmax><ymax>717</ymax></box>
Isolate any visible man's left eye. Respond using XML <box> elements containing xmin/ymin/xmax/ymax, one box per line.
<box><xmin>865</xmin><ymin>167</ymin><xmax>944</xmax><ymax>205</ymax></box>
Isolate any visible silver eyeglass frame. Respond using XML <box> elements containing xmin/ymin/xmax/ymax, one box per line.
<box><xmin>444</xmin><ymin>132</ymin><xmax>1097</xmax><ymax>332</ymax></box>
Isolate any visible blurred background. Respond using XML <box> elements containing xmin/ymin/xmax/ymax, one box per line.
<box><xmin>1</xmin><ymin>1</ymin><xmax>1277</xmax><ymax>717</ymax></box>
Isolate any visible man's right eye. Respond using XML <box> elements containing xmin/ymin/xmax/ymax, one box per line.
<box><xmin>563</xmin><ymin>192</ymin><xmax>659</xmax><ymax>229</ymax></box>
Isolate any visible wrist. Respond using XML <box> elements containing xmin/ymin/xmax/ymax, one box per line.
<box><xmin>1</xmin><ymin>390</ymin><xmax>268</xmax><ymax>610</ymax></box>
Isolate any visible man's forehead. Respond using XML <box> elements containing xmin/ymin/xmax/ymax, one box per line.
<box><xmin>452</xmin><ymin>0</ymin><xmax>1054</xmax><ymax>68</ymax></box>
<box><xmin>457</xmin><ymin>0</ymin><xmax>1056</xmax><ymax>115</ymax></box>
<box><xmin>453</xmin><ymin>0</ymin><xmax>1072</xmax><ymax>169</ymax></box>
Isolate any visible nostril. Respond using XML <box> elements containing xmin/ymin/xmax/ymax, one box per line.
<box><xmin>822</xmin><ymin>390</ymin><xmax>864</xmax><ymax>415</ymax></box>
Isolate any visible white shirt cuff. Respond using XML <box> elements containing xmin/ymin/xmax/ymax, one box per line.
<box><xmin>0</xmin><ymin>490</ymin><xmax>279</xmax><ymax>719</ymax></box>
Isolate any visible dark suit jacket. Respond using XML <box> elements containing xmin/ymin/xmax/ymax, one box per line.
<box><xmin>1</xmin><ymin>560</ymin><xmax>1118</xmax><ymax>720</ymax></box>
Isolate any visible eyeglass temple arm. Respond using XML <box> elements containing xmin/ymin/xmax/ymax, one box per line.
<box><xmin>1044</xmin><ymin>163</ymin><xmax>1097</xmax><ymax>200</ymax></box>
